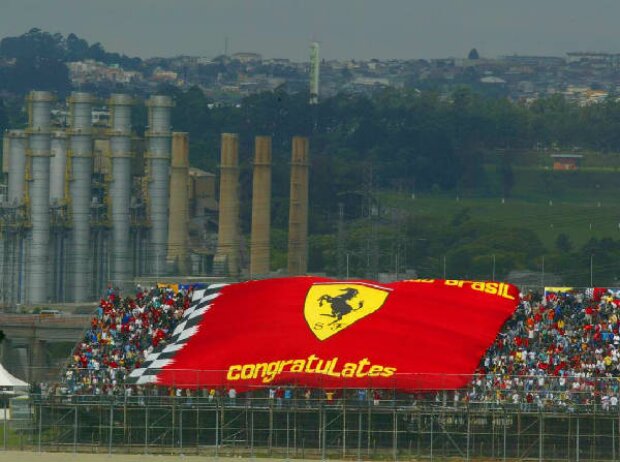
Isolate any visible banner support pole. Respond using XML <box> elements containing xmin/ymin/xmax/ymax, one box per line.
<box><xmin>268</xmin><ymin>401</ymin><xmax>273</xmax><ymax>455</ymax></box>
<box><xmin>286</xmin><ymin>409</ymin><xmax>290</xmax><ymax>461</ymax></box>
<box><xmin>430</xmin><ymin>409</ymin><xmax>434</xmax><ymax>462</ymax></box>
<box><xmin>367</xmin><ymin>400</ymin><xmax>372</xmax><ymax>457</ymax></box>
<box><xmin>108</xmin><ymin>403</ymin><xmax>113</xmax><ymax>455</ymax></box>
<box><xmin>321</xmin><ymin>405</ymin><xmax>326</xmax><ymax>462</ymax></box>
<box><xmin>72</xmin><ymin>403</ymin><xmax>78</xmax><ymax>454</ymax></box>
<box><xmin>611</xmin><ymin>419</ymin><xmax>616</xmax><ymax>460</ymax></box>
<box><xmin>503</xmin><ymin>408</ymin><xmax>507</xmax><ymax>462</ymax></box>
<box><xmin>357</xmin><ymin>409</ymin><xmax>362</xmax><ymax>461</ymax></box>
<box><xmin>539</xmin><ymin>412</ymin><xmax>543</xmax><ymax>462</ymax></box>
<box><xmin>250</xmin><ymin>405</ymin><xmax>255</xmax><ymax>461</ymax></box>
<box><xmin>392</xmin><ymin>407</ymin><xmax>397</xmax><ymax>461</ymax></box>
<box><xmin>179</xmin><ymin>407</ymin><xmax>183</xmax><ymax>456</ymax></box>
<box><xmin>37</xmin><ymin>403</ymin><xmax>42</xmax><ymax>454</ymax></box>
<box><xmin>3</xmin><ymin>400</ymin><xmax>6</xmax><ymax>451</ymax></box>
<box><xmin>466</xmin><ymin>408</ymin><xmax>471</xmax><ymax>461</ymax></box>
<box><xmin>171</xmin><ymin>394</ymin><xmax>176</xmax><ymax>450</ymax></box>
<box><xmin>144</xmin><ymin>401</ymin><xmax>149</xmax><ymax>455</ymax></box>
<box><xmin>343</xmin><ymin>397</ymin><xmax>347</xmax><ymax>459</ymax></box>
<box><xmin>195</xmin><ymin>396</ymin><xmax>200</xmax><ymax>455</ymax></box>
<box><xmin>576</xmin><ymin>416</ymin><xmax>580</xmax><ymax>462</ymax></box>
<box><xmin>215</xmin><ymin>400</ymin><xmax>219</xmax><ymax>458</ymax></box>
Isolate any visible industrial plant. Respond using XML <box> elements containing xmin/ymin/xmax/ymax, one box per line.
<box><xmin>0</xmin><ymin>90</ymin><xmax>310</xmax><ymax>306</ymax></box>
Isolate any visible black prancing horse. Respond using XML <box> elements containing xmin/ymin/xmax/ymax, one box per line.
<box><xmin>317</xmin><ymin>288</ymin><xmax>364</xmax><ymax>325</ymax></box>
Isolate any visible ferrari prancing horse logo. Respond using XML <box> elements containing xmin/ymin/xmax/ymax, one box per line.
<box><xmin>304</xmin><ymin>283</ymin><xmax>391</xmax><ymax>341</ymax></box>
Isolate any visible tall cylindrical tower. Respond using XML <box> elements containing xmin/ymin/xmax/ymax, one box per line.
<box><xmin>309</xmin><ymin>42</ymin><xmax>320</xmax><ymax>105</ymax></box>
<box><xmin>6</xmin><ymin>130</ymin><xmax>27</xmax><ymax>205</ymax></box>
<box><xmin>167</xmin><ymin>132</ymin><xmax>190</xmax><ymax>274</ymax></box>
<box><xmin>68</xmin><ymin>91</ymin><xmax>95</xmax><ymax>302</ymax></box>
<box><xmin>214</xmin><ymin>133</ymin><xmax>240</xmax><ymax>276</ymax></box>
<box><xmin>26</xmin><ymin>90</ymin><xmax>54</xmax><ymax>303</ymax></box>
<box><xmin>250</xmin><ymin>136</ymin><xmax>272</xmax><ymax>277</ymax></box>
<box><xmin>145</xmin><ymin>95</ymin><xmax>173</xmax><ymax>277</ymax></box>
<box><xmin>108</xmin><ymin>94</ymin><xmax>133</xmax><ymax>289</ymax></box>
<box><xmin>287</xmin><ymin>136</ymin><xmax>310</xmax><ymax>275</ymax></box>
<box><xmin>49</xmin><ymin>131</ymin><xmax>68</xmax><ymax>205</ymax></box>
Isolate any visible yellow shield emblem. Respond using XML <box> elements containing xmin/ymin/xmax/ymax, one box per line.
<box><xmin>304</xmin><ymin>283</ymin><xmax>391</xmax><ymax>341</ymax></box>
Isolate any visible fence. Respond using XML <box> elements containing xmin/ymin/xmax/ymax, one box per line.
<box><xmin>2</xmin><ymin>394</ymin><xmax>620</xmax><ymax>461</ymax></box>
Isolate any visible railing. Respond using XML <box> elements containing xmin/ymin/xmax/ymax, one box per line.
<box><xmin>47</xmin><ymin>368</ymin><xmax>620</xmax><ymax>408</ymax></box>
<box><xmin>0</xmin><ymin>313</ymin><xmax>91</xmax><ymax>327</ymax></box>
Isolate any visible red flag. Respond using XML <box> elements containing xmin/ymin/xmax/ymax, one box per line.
<box><xmin>141</xmin><ymin>277</ymin><xmax>519</xmax><ymax>391</ymax></box>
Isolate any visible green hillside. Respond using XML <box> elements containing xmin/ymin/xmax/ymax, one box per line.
<box><xmin>392</xmin><ymin>195</ymin><xmax>618</xmax><ymax>249</ymax></box>
<box><xmin>330</xmin><ymin>165</ymin><xmax>620</xmax><ymax>286</ymax></box>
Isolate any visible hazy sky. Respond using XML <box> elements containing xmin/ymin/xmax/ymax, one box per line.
<box><xmin>2</xmin><ymin>0</ymin><xmax>620</xmax><ymax>60</ymax></box>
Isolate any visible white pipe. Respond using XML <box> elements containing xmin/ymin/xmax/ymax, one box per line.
<box><xmin>50</xmin><ymin>131</ymin><xmax>68</xmax><ymax>205</ymax></box>
<box><xmin>6</xmin><ymin>130</ymin><xmax>27</xmax><ymax>206</ymax></box>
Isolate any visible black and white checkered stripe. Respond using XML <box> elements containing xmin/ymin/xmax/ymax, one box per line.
<box><xmin>127</xmin><ymin>283</ymin><xmax>227</xmax><ymax>385</ymax></box>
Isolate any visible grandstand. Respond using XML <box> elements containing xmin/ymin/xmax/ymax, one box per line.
<box><xmin>5</xmin><ymin>281</ymin><xmax>620</xmax><ymax>460</ymax></box>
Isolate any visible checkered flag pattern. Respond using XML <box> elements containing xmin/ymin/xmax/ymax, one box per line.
<box><xmin>127</xmin><ymin>283</ymin><xmax>228</xmax><ymax>385</ymax></box>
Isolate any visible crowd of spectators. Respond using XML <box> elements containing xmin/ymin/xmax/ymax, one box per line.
<box><xmin>463</xmin><ymin>287</ymin><xmax>620</xmax><ymax>410</ymax></box>
<box><xmin>53</xmin><ymin>285</ymin><xmax>193</xmax><ymax>396</ymax></box>
<box><xmin>43</xmin><ymin>284</ymin><xmax>620</xmax><ymax>411</ymax></box>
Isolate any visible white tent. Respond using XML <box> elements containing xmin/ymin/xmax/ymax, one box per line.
<box><xmin>0</xmin><ymin>363</ymin><xmax>27</xmax><ymax>388</ymax></box>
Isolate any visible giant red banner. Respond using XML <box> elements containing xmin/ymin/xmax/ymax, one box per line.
<box><xmin>129</xmin><ymin>277</ymin><xmax>519</xmax><ymax>390</ymax></box>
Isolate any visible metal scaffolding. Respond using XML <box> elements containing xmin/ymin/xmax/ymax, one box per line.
<box><xmin>0</xmin><ymin>394</ymin><xmax>619</xmax><ymax>461</ymax></box>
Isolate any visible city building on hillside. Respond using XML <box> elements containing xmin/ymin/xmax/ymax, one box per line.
<box><xmin>232</xmin><ymin>52</ymin><xmax>262</xmax><ymax>63</ymax></box>
<box><xmin>67</xmin><ymin>60</ymin><xmax>142</xmax><ymax>85</ymax></box>
<box><xmin>152</xmin><ymin>68</ymin><xmax>179</xmax><ymax>82</ymax></box>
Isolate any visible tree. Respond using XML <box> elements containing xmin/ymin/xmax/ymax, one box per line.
<box><xmin>66</xmin><ymin>33</ymin><xmax>89</xmax><ymax>61</ymax></box>
<box><xmin>0</xmin><ymin>28</ymin><xmax>64</xmax><ymax>60</ymax></box>
<box><xmin>0</xmin><ymin>98</ymin><xmax>8</xmax><ymax>164</ymax></box>
<box><xmin>87</xmin><ymin>42</ymin><xmax>106</xmax><ymax>61</ymax></box>
<box><xmin>468</xmin><ymin>48</ymin><xmax>480</xmax><ymax>60</ymax></box>
<box><xmin>0</xmin><ymin>99</ymin><xmax>8</xmax><ymax>133</ymax></box>
<box><xmin>556</xmin><ymin>233</ymin><xmax>573</xmax><ymax>253</ymax></box>
<box><xmin>2</xmin><ymin>57</ymin><xmax>70</xmax><ymax>95</ymax></box>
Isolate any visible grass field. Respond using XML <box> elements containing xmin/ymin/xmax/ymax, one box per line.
<box><xmin>384</xmin><ymin>167</ymin><xmax>620</xmax><ymax>249</ymax></box>
<box><xmin>399</xmin><ymin>196</ymin><xmax>620</xmax><ymax>248</ymax></box>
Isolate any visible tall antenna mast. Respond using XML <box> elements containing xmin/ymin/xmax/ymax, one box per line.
<box><xmin>309</xmin><ymin>41</ymin><xmax>320</xmax><ymax>105</ymax></box>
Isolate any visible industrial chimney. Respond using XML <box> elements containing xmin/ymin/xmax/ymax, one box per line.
<box><xmin>26</xmin><ymin>90</ymin><xmax>54</xmax><ymax>303</ymax></box>
<box><xmin>287</xmin><ymin>136</ymin><xmax>310</xmax><ymax>275</ymax></box>
<box><xmin>68</xmin><ymin>92</ymin><xmax>95</xmax><ymax>302</ymax></box>
<box><xmin>250</xmin><ymin>136</ymin><xmax>272</xmax><ymax>277</ymax></box>
<box><xmin>214</xmin><ymin>133</ymin><xmax>240</xmax><ymax>276</ymax></box>
<box><xmin>108</xmin><ymin>94</ymin><xmax>133</xmax><ymax>290</ymax></box>
<box><xmin>146</xmin><ymin>95</ymin><xmax>173</xmax><ymax>277</ymax></box>
<box><xmin>167</xmin><ymin>132</ymin><xmax>190</xmax><ymax>274</ymax></box>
